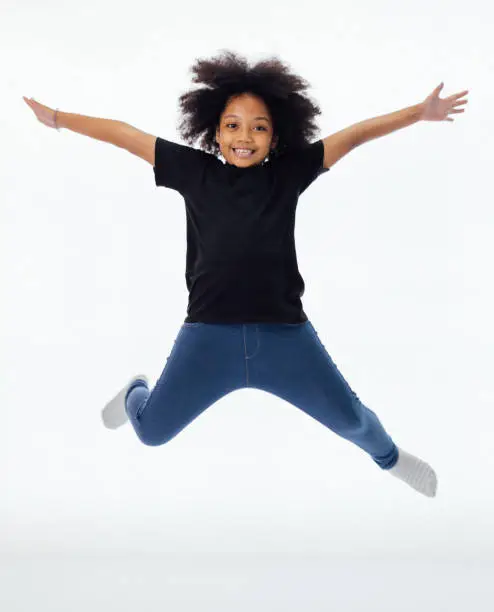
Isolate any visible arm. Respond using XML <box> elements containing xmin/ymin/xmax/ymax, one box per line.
<box><xmin>322</xmin><ymin>83</ymin><xmax>468</xmax><ymax>169</ymax></box>
<box><xmin>352</xmin><ymin>103</ymin><xmax>424</xmax><ymax>147</ymax></box>
<box><xmin>57</xmin><ymin>112</ymin><xmax>157</xmax><ymax>165</ymax></box>
<box><xmin>23</xmin><ymin>98</ymin><xmax>157</xmax><ymax>165</ymax></box>
<box><xmin>56</xmin><ymin>111</ymin><xmax>126</xmax><ymax>143</ymax></box>
<box><xmin>322</xmin><ymin>103</ymin><xmax>424</xmax><ymax>169</ymax></box>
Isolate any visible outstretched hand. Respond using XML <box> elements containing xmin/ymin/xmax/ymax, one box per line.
<box><xmin>23</xmin><ymin>97</ymin><xmax>58</xmax><ymax>129</ymax></box>
<box><xmin>420</xmin><ymin>83</ymin><xmax>469</xmax><ymax>122</ymax></box>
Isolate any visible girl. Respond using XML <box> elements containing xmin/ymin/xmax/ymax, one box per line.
<box><xmin>24</xmin><ymin>50</ymin><xmax>468</xmax><ymax>498</ymax></box>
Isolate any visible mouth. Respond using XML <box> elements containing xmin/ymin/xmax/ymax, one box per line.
<box><xmin>232</xmin><ymin>148</ymin><xmax>255</xmax><ymax>159</ymax></box>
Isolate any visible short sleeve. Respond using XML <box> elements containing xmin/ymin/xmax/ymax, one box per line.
<box><xmin>275</xmin><ymin>139</ymin><xmax>330</xmax><ymax>195</ymax></box>
<box><xmin>153</xmin><ymin>137</ymin><xmax>210</xmax><ymax>194</ymax></box>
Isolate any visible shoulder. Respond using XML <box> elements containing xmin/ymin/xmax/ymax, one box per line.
<box><xmin>154</xmin><ymin>137</ymin><xmax>218</xmax><ymax>192</ymax></box>
<box><xmin>272</xmin><ymin>139</ymin><xmax>328</xmax><ymax>174</ymax></box>
<box><xmin>273</xmin><ymin>139</ymin><xmax>326</xmax><ymax>166</ymax></box>
<box><xmin>269</xmin><ymin>140</ymin><xmax>329</xmax><ymax>194</ymax></box>
<box><xmin>155</xmin><ymin>137</ymin><xmax>215</xmax><ymax>163</ymax></box>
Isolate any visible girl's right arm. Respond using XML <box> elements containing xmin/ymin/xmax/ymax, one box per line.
<box><xmin>23</xmin><ymin>97</ymin><xmax>157</xmax><ymax>166</ymax></box>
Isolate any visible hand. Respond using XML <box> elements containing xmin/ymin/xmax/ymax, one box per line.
<box><xmin>420</xmin><ymin>83</ymin><xmax>469</xmax><ymax>122</ymax></box>
<box><xmin>23</xmin><ymin>97</ymin><xmax>59</xmax><ymax>129</ymax></box>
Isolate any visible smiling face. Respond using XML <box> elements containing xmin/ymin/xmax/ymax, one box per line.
<box><xmin>215</xmin><ymin>92</ymin><xmax>278</xmax><ymax>168</ymax></box>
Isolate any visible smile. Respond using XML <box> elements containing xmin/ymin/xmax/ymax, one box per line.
<box><xmin>233</xmin><ymin>148</ymin><xmax>255</xmax><ymax>158</ymax></box>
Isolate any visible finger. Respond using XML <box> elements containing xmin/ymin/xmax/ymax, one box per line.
<box><xmin>24</xmin><ymin>97</ymin><xmax>37</xmax><ymax>108</ymax></box>
<box><xmin>434</xmin><ymin>82</ymin><xmax>444</xmax><ymax>95</ymax></box>
<box><xmin>449</xmin><ymin>108</ymin><xmax>465</xmax><ymax>114</ymax></box>
<box><xmin>452</xmin><ymin>99</ymin><xmax>468</xmax><ymax>106</ymax></box>
<box><xmin>447</xmin><ymin>90</ymin><xmax>469</xmax><ymax>100</ymax></box>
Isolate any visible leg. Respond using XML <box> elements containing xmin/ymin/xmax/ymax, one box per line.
<box><xmin>124</xmin><ymin>323</ymin><xmax>245</xmax><ymax>446</ymax></box>
<box><xmin>247</xmin><ymin>321</ymin><xmax>399</xmax><ymax>469</ymax></box>
<box><xmin>248</xmin><ymin>321</ymin><xmax>437</xmax><ymax>496</ymax></box>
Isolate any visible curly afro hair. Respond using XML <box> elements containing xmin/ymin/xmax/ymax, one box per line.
<box><xmin>177</xmin><ymin>49</ymin><xmax>323</xmax><ymax>160</ymax></box>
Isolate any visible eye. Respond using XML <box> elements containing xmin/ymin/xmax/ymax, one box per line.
<box><xmin>225</xmin><ymin>123</ymin><xmax>267</xmax><ymax>131</ymax></box>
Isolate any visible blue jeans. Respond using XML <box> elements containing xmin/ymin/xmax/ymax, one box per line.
<box><xmin>125</xmin><ymin>321</ymin><xmax>399</xmax><ymax>469</ymax></box>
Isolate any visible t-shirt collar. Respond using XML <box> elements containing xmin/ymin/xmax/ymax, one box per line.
<box><xmin>223</xmin><ymin>157</ymin><xmax>269</xmax><ymax>169</ymax></box>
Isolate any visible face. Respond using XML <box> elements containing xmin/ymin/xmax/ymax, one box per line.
<box><xmin>215</xmin><ymin>93</ymin><xmax>278</xmax><ymax>168</ymax></box>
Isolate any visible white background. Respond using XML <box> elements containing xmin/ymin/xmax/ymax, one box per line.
<box><xmin>2</xmin><ymin>0</ymin><xmax>493</xmax><ymax>609</ymax></box>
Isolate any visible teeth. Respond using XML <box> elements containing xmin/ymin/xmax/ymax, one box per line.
<box><xmin>234</xmin><ymin>149</ymin><xmax>254</xmax><ymax>159</ymax></box>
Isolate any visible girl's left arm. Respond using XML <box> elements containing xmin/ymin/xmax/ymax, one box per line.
<box><xmin>322</xmin><ymin>83</ymin><xmax>469</xmax><ymax>169</ymax></box>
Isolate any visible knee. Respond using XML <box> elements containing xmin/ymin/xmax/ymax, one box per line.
<box><xmin>140</xmin><ymin>438</ymin><xmax>166</xmax><ymax>447</ymax></box>
<box><xmin>135</xmin><ymin>429</ymin><xmax>171</xmax><ymax>447</ymax></box>
<box><xmin>132</xmin><ymin>416</ymin><xmax>181</xmax><ymax>447</ymax></box>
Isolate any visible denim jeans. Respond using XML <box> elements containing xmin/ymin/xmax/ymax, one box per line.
<box><xmin>125</xmin><ymin>321</ymin><xmax>399</xmax><ymax>469</ymax></box>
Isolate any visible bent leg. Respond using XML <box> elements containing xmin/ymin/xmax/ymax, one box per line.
<box><xmin>125</xmin><ymin>323</ymin><xmax>244</xmax><ymax>446</ymax></box>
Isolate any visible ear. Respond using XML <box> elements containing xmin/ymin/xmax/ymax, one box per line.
<box><xmin>271</xmin><ymin>134</ymin><xmax>278</xmax><ymax>149</ymax></box>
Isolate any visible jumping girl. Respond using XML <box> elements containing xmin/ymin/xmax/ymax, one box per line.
<box><xmin>24</xmin><ymin>50</ymin><xmax>468</xmax><ymax>498</ymax></box>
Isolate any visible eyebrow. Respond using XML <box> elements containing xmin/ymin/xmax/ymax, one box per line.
<box><xmin>223</xmin><ymin>114</ymin><xmax>270</xmax><ymax>122</ymax></box>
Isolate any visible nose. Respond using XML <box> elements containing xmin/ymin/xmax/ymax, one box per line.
<box><xmin>237</xmin><ymin>126</ymin><xmax>254</xmax><ymax>144</ymax></box>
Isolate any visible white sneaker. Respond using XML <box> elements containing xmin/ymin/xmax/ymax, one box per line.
<box><xmin>101</xmin><ymin>374</ymin><xmax>149</xmax><ymax>429</ymax></box>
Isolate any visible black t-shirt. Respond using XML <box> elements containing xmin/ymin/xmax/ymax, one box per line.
<box><xmin>153</xmin><ymin>137</ymin><xmax>330</xmax><ymax>323</ymax></box>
